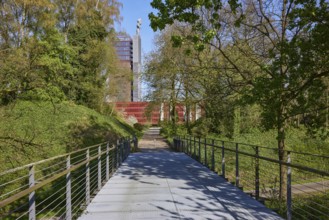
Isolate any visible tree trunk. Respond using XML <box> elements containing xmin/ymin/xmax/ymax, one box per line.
<box><xmin>185</xmin><ymin>104</ymin><xmax>191</xmax><ymax>134</ymax></box>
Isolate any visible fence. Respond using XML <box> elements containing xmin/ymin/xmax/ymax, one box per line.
<box><xmin>173</xmin><ymin>136</ymin><xmax>329</xmax><ymax>220</ymax></box>
<box><xmin>0</xmin><ymin>136</ymin><xmax>137</xmax><ymax>220</ymax></box>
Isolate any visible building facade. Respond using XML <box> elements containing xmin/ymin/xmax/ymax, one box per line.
<box><xmin>112</xmin><ymin>21</ymin><xmax>142</xmax><ymax>102</ymax></box>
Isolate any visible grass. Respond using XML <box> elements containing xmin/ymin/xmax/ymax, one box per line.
<box><xmin>0</xmin><ymin>100</ymin><xmax>137</xmax><ymax>172</ymax></box>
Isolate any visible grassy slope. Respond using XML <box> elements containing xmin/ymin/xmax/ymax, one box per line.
<box><xmin>0</xmin><ymin>100</ymin><xmax>136</xmax><ymax>172</ymax></box>
<box><xmin>208</xmin><ymin>127</ymin><xmax>329</xmax><ymax>155</ymax></box>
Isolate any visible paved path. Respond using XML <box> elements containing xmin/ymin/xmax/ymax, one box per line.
<box><xmin>78</xmin><ymin>128</ymin><xmax>282</xmax><ymax>220</ymax></box>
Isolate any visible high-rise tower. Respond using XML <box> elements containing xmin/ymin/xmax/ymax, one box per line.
<box><xmin>132</xmin><ymin>19</ymin><xmax>142</xmax><ymax>102</ymax></box>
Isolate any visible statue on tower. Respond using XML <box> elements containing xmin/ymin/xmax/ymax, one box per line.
<box><xmin>136</xmin><ymin>18</ymin><xmax>142</xmax><ymax>35</ymax></box>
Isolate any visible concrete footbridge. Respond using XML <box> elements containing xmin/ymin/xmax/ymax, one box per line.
<box><xmin>1</xmin><ymin>127</ymin><xmax>328</xmax><ymax>219</ymax></box>
<box><xmin>78</xmin><ymin>128</ymin><xmax>281</xmax><ymax>219</ymax></box>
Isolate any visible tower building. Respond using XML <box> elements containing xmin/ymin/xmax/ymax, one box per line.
<box><xmin>112</xmin><ymin>19</ymin><xmax>142</xmax><ymax>102</ymax></box>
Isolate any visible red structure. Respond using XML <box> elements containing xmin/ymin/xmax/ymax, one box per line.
<box><xmin>114</xmin><ymin>102</ymin><xmax>185</xmax><ymax>125</ymax></box>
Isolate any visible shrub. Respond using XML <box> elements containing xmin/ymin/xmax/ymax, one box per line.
<box><xmin>133</xmin><ymin>123</ymin><xmax>144</xmax><ymax>132</ymax></box>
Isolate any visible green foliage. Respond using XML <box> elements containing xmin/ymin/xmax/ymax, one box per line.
<box><xmin>0</xmin><ymin>100</ymin><xmax>136</xmax><ymax>172</ymax></box>
<box><xmin>160</xmin><ymin>121</ymin><xmax>187</xmax><ymax>138</ymax></box>
<box><xmin>133</xmin><ymin>123</ymin><xmax>144</xmax><ymax>132</ymax></box>
<box><xmin>0</xmin><ymin>0</ymin><xmax>122</xmax><ymax>111</ymax></box>
<box><xmin>191</xmin><ymin>118</ymin><xmax>211</xmax><ymax>138</ymax></box>
<box><xmin>149</xmin><ymin>0</ymin><xmax>329</xmax><ymax>164</ymax></box>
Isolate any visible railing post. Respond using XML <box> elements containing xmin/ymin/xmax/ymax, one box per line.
<box><xmin>86</xmin><ymin>149</ymin><xmax>90</xmax><ymax>205</ymax></box>
<box><xmin>98</xmin><ymin>145</ymin><xmax>102</xmax><ymax>191</ymax></box>
<box><xmin>221</xmin><ymin>141</ymin><xmax>225</xmax><ymax>178</ymax></box>
<box><xmin>189</xmin><ymin>136</ymin><xmax>192</xmax><ymax>156</ymax></box>
<box><xmin>287</xmin><ymin>152</ymin><xmax>292</xmax><ymax>220</ymax></box>
<box><xmin>121</xmin><ymin>138</ymin><xmax>124</xmax><ymax>161</ymax></box>
<box><xmin>204</xmin><ymin>138</ymin><xmax>207</xmax><ymax>166</ymax></box>
<box><xmin>127</xmin><ymin>137</ymin><xmax>129</xmax><ymax>157</ymax></box>
<box><xmin>106</xmin><ymin>142</ymin><xmax>109</xmax><ymax>181</ymax></box>
<box><xmin>179</xmin><ymin>136</ymin><xmax>182</xmax><ymax>152</ymax></box>
<box><xmin>66</xmin><ymin>155</ymin><xmax>72</xmax><ymax>220</ymax></box>
<box><xmin>116</xmin><ymin>140</ymin><xmax>120</xmax><ymax>168</ymax></box>
<box><xmin>255</xmin><ymin>146</ymin><xmax>260</xmax><ymax>200</ymax></box>
<box><xmin>112</xmin><ymin>144</ymin><xmax>116</xmax><ymax>172</ymax></box>
<box><xmin>198</xmin><ymin>137</ymin><xmax>201</xmax><ymax>161</ymax></box>
<box><xmin>121</xmin><ymin>139</ymin><xmax>124</xmax><ymax>164</ymax></box>
<box><xmin>193</xmin><ymin>136</ymin><xmax>196</xmax><ymax>157</ymax></box>
<box><xmin>29</xmin><ymin>165</ymin><xmax>36</xmax><ymax>220</ymax></box>
<box><xmin>236</xmin><ymin>143</ymin><xmax>239</xmax><ymax>187</ymax></box>
<box><xmin>134</xmin><ymin>136</ymin><xmax>138</xmax><ymax>152</ymax></box>
<box><xmin>211</xmin><ymin>139</ymin><xmax>215</xmax><ymax>171</ymax></box>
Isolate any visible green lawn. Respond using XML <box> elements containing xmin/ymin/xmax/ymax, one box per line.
<box><xmin>0</xmin><ymin>100</ymin><xmax>137</xmax><ymax>172</ymax></box>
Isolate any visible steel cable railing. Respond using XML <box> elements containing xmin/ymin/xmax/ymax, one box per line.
<box><xmin>173</xmin><ymin>136</ymin><xmax>329</xmax><ymax>220</ymax></box>
<box><xmin>0</xmin><ymin>136</ymin><xmax>137</xmax><ymax>220</ymax></box>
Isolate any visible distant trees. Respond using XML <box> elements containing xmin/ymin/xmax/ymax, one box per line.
<box><xmin>0</xmin><ymin>0</ymin><xmax>122</xmax><ymax>110</ymax></box>
<box><xmin>148</xmin><ymin>0</ymin><xmax>329</xmax><ymax>198</ymax></box>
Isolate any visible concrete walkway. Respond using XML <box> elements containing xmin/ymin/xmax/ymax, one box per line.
<box><xmin>78</xmin><ymin>128</ymin><xmax>282</xmax><ymax>220</ymax></box>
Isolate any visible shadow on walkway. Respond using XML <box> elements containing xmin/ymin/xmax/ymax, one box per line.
<box><xmin>79</xmin><ymin>128</ymin><xmax>282</xmax><ymax>220</ymax></box>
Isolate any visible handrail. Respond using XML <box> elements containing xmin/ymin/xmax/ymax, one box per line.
<box><xmin>0</xmin><ymin>136</ymin><xmax>137</xmax><ymax>220</ymax></box>
<box><xmin>0</xmin><ymin>146</ymin><xmax>113</xmax><ymax>209</ymax></box>
<box><xmin>174</xmin><ymin>136</ymin><xmax>329</xmax><ymax>220</ymax></box>
<box><xmin>183</xmin><ymin>135</ymin><xmax>329</xmax><ymax>159</ymax></box>
<box><xmin>211</xmin><ymin>144</ymin><xmax>329</xmax><ymax>176</ymax></box>
<box><xmin>0</xmin><ymin>141</ymin><xmax>109</xmax><ymax>176</ymax></box>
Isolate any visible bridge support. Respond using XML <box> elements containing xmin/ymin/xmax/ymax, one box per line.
<box><xmin>98</xmin><ymin>146</ymin><xmax>102</xmax><ymax>191</ymax></box>
<box><xmin>236</xmin><ymin>143</ymin><xmax>239</xmax><ymax>187</ymax></box>
<box><xmin>287</xmin><ymin>152</ymin><xmax>292</xmax><ymax>220</ymax></box>
<box><xmin>66</xmin><ymin>155</ymin><xmax>72</xmax><ymax>220</ymax></box>
<box><xmin>86</xmin><ymin>149</ymin><xmax>90</xmax><ymax>206</ymax></box>
<box><xmin>255</xmin><ymin>146</ymin><xmax>260</xmax><ymax>200</ymax></box>
<box><xmin>29</xmin><ymin>165</ymin><xmax>36</xmax><ymax>220</ymax></box>
<box><xmin>221</xmin><ymin>141</ymin><xmax>225</xmax><ymax>178</ymax></box>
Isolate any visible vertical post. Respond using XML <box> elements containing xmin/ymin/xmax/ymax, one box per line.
<box><xmin>121</xmin><ymin>139</ymin><xmax>123</xmax><ymax>164</ymax></box>
<box><xmin>106</xmin><ymin>142</ymin><xmax>109</xmax><ymax>181</ymax></box>
<box><xmin>211</xmin><ymin>139</ymin><xmax>215</xmax><ymax>171</ymax></box>
<box><xmin>66</xmin><ymin>156</ymin><xmax>72</xmax><ymax>220</ymax></box>
<box><xmin>198</xmin><ymin>137</ymin><xmax>201</xmax><ymax>161</ymax></box>
<box><xmin>133</xmin><ymin>136</ymin><xmax>136</xmax><ymax>152</ymax></box>
<box><xmin>287</xmin><ymin>152</ymin><xmax>292</xmax><ymax>220</ymax></box>
<box><xmin>255</xmin><ymin>146</ymin><xmax>260</xmax><ymax>200</ymax></box>
<box><xmin>193</xmin><ymin>136</ymin><xmax>196</xmax><ymax>158</ymax></box>
<box><xmin>116</xmin><ymin>140</ymin><xmax>120</xmax><ymax>168</ymax></box>
<box><xmin>236</xmin><ymin>143</ymin><xmax>239</xmax><ymax>187</ymax></box>
<box><xmin>204</xmin><ymin>138</ymin><xmax>207</xmax><ymax>166</ymax></box>
<box><xmin>29</xmin><ymin>165</ymin><xmax>36</xmax><ymax>220</ymax></box>
<box><xmin>98</xmin><ymin>145</ymin><xmax>102</xmax><ymax>191</ymax></box>
<box><xmin>189</xmin><ymin>136</ymin><xmax>192</xmax><ymax>156</ymax></box>
<box><xmin>112</xmin><ymin>145</ymin><xmax>116</xmax><ymax>172</ymax></box>
<box><xmin>127</xmin><ymin>137</ymin><xmax>129</xmax><ymax>158</ymax></box>
<box><xmin>221</xmin><ymin>141</ymin><xmax>225</xmax><ymax>178</ymax></box>
<box><xmin>86</xmin><ymin>149</ymin><xmax>90</xmax><ymax>205</ymax></box>
<box><xmin>179</xmin><ymin>136</ymin><xmax>182</xmax><ymax>152</ymax></box>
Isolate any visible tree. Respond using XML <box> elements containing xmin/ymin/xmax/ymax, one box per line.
<box><xmin>149</xmin><ymin>0</ymin><xmax>329</xmax><ymax>198</ymax></box>
<box><xmin>0</xmin><ymin>0</ymin><xmax>123</xmax><ymax>110</ymax></box>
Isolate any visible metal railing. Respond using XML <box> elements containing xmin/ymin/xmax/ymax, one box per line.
<box><xmin>173</xmin><ymin>136</ymin><xmax>329</xmax><ymax>220</ymax></box>
<box><xmin>0</xmin><ymin>136</ymin><xmax>137</xmax><ymax>220</ymax></box>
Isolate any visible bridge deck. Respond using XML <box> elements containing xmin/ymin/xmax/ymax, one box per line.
<box><xmin>78</xmin><ymin>150</ymin><xmax>282</xmax><ymax>219</ymax></box>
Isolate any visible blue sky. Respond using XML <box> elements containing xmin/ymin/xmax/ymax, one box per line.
<box><xmin>116</xmin><ymin>0</ymin><xmax>157</xmax><ymax>56</ymax></box>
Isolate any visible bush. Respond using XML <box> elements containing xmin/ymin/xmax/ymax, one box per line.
<box><xmin>191</xmin><ymin>118</ymin><xmax>211</xmax><ymax>138</ymax></box>
<box><xmin>133</xmin><ymin>123</ymin><xmax>144</xmax><ymax>132</ymax></box>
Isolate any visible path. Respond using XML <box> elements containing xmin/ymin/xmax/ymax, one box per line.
<box><xmin>78</xmin><ymin>128</ymin><xmax>282</xmax><ymax>220</ymax></box>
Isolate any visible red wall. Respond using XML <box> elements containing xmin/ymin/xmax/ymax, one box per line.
<box><xmin>114</xmin><ymin>102</ymin><xmax>185</xmax><ymax>125</ymax></box>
